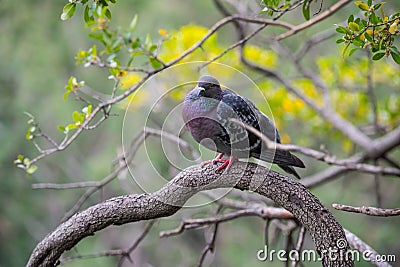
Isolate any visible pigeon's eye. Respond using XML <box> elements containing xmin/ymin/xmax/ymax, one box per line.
<box><xmin>206</xmin><ymin>83</ymin><xmax>218</xmax><ymax>90</ymax></box>
<box><xmin>197</xmin><ymin>88</ymin><xmax>206</xmax><ymax>97</ymax></box>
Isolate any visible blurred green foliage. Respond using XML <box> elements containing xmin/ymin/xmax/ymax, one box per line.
<box><xmin>2</xmin><ymin>0</ymin><xmax>400</xmax><ymax>267</ymax></box>
<box><xmin>336</xmin><ymin>1</ymin><xmax>400</xmax><ymax>63</ymax></box>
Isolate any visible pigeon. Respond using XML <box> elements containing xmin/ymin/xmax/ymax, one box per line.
<box><xmin>182</xmin><ymin>75</ymin><xmax>305</xmax><ymax>178</ymax></box>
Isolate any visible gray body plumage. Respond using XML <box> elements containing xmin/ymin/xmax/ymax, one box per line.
<box><xmin>182</xmin><ymin>75</ymin><xmax>305</xmax><ymax>178</ymax></box>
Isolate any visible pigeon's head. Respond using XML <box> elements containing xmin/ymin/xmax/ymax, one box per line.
<box><xmin>193</xmin><ymin>75</ymin><xmax>222</xmax><ymax>99</ymax></box>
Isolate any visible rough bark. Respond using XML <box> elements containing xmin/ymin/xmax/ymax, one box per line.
<box><xmin>27</xmin><ymin>162</ymin><xmax>354</xmax><ymax>267</ymax></box>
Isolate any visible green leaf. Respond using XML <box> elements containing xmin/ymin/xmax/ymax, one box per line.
<box><xmin>27</xmin><ymin>165</ymin><xmax>38</xmax><ymax>175</ymax></box>
<box><xmin>371</xmin><ymin>45</ymin><xmax>379</xmax><ymax>53</ymax></box>
<box><xmin>373</xmin><ymin>2</ymin><xmax>384</xmax><ymax>10</ymax></box>
<box><xmin>63</xmin><ymin>91</ymin><xmax>71</xmax><ymax>100</ymax></box>
<box><xmin>149</xmin><ymin>57</ymin><xmax>162</xmax><ymax>69</ymax></box>
<box><xmin>14</xmin><ymin>155</ymin><xmax>24</xmax><ymax>164</ymax></box>
<box><xmin>367</xmin><ymin>0</ymin><xmax>372</xmax><ymax>6</ymax></box>
<box><xmin>348</xmin><ymin>15</ymin><xmax>354</xmax><ymax>23</ymax></box>
<box><xmin>123</xmin><ymin>32</ymin><xmax>132</xmax><ymax>45</ymax></box>
<box><xmin>372</xmin><ymin>52</ymin><xmax>385</xmax><ymax>60</ymax></box>
<box><xmin>100</xmin><ymin>6</ymin><xmax>109</xmax><ymax>18</ymax></box>
<box><xmin>84</xmin><ymin>5</ymin><xmax>91</xmax><ymax>23</ymax></box>
<box><xmin>302</xmin><ymin>1</ymin><xmax>310</xmax><ymax>20</ymax></box>
<box><xmin>349</xmin><ymin>48</ymin><xmax>359</xmax><ymax>57</ymax></box>
<box><xmin>144</xmin><ymin>34</ymin><xmax>152</xmax><ymax>50</ymax></box>
<box><xmin>390</xmin><ymin>52</ymin><xmax>400</xmax><ymax>64</ymax></box>
<box><xmin>390</xmin><ymin>47</ymin><xmax>400</xmax><ymax>64</ymax></box>
<box><xmin>364</xmin><ymin>32</ymin><xmax>373</xmax><ymax>42</ymax></box>
<box><xmin>349</xmin><ymin>22</ymin><xmax>360</xmax><ymax>31</ymax></box>
<box><xmin>149</xmin><ymin>44</ymin><xmax>158</xmax><ymax>53</ymax></box>
<box><xmin>130</xmin><ymin>14</ymin><xmax>138</xmax><ymax>33</ymax></box>
<box><xmin>112</xmin><ymin>38</ymin><xmax>122</xmax><ymax>50</ymax></box>
<box><xmin>354</xmin><ymin>1</ymin><xmax>370</xmax><ymax>11</ymax></box>
<box><xmin>336</xmin><ymin>39</ymin><xmax>345</xmax><ymax>44</ymax></box>
<box><xmin>91</xmin><ymin>45</ymin><xmax>97</xmax><ymax>57</ymax></box>
<box><xmin>89</xmin><ymin>32</ymin><xmax>105</xmax><ymax>43</ymax></box>
<box><xmin>105</xmin><ymin>9</ymin><xmax>112</xmax><ymax>20</ymax></box>
<box><xmin>109</xmin><ymin>67</ymin><xmax>120</xmax><ymax>76</ymax></box>
<box><xmin>61</xmin><ymin>3</ymin><xmax>76</xmax><ymax>21</ymax></box>
<box><xmin>352</xmin><ymin>39</ymin><xmax>364</xmax><ymax>46</ymax></box>
<box><xmin>361</xmin><ymin>19</ymin><xmax>368</xmax><ymax>26</ymax></box>
<box><xmin>26</xmin><ymin>132</ymin><xmax>33</xmax><ymax>140</ymax></box>
<box><xmin>130</xmin><ymin>51</ymin><xmax>144</xmax><ymax>57</ymax></box>
<box><xmin>131</xmin><ymin>38</ymin><xmax>141</xmax><ymax>49</ymax></box>
<box><xmin>370</xmin><ymin>12</ymin><xmax>380</xmax><ymax>24</ymax></box>
<box><xmin>67</xmin><ymin>124</ymin><xmax>77</xmax><ymax>131</ymax></box>
<box><xmin>87</xmin><ymin>104</ymin><xmax>92</xmax><ymax>115</ymax></box>
<box><xmin>336</xmin><ymin>26</ymin><xmax>351</xmax><ymax>34</ymax></box>
<box><xmin>72</xmin><ymin>111</ymin><xmax>84</xmax><ymax>124</ymax></box>
<box><xmin>58</xmin><ymin>125</ymin><xmax>67</xmax><ymax>133</ymax></box>
<box><xmin>336</xmin><ymin>27</ymin><xmax>346</xmax><ymax>34</ymax></box>
<box><xmin>342</xmin><ymin>43</ymin><xmax>350</xmax><ymax>59</ymax></box>
<box><xmin>23</xmin><ymin>157</ymin><xmax>31</xmax><ymax>167</ymax></box>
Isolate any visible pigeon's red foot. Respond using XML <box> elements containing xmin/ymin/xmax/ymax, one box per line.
<box><xmin>201</xmin><ymin>153</ymin><xmax>224</xmax><ymax>166</ymax></box>
<box><xmin>201</xmin><ymin>153</ymin><xmax>237</xmax><ymax>173</ymax></box>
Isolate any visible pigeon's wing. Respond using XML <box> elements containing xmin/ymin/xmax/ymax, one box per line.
<box><xmin>218</xmin><ymin>91</ymin><xmax>305</xmax><ymax>171</ymax></box>
<box><xmin>216</xmin><ymin>92</ymin><xmax>263</xmax><ymax>156</ymax></box>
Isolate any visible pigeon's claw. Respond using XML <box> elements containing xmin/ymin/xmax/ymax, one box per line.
<box><xmin>201</xmin><ymin>153</ymin><xmax>236</xmax><ymax>173</ymax></box>
<box><xmin>201</xmin><ymin>153</ymin><xmax>224</xmax><ymax>166</ymax></box>
<box><xmin>214</xmin><ymin>155</ymin><xmax>236</xmax><ymax>173</ymax></box>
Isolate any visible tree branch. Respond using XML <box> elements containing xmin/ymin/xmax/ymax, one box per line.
<box><xmin>333</xmin><ymin>204</ymin><xmax>400</xmax><ymax>217</ymax></box>
<box><xmin>275</xmin><ymin>0</ymin><xmax>353</xmax><ymax>41</ymax></box>
<box><xmin>28</xmin><ymin>162</ymin><xmax>353</xmax><ymax>267</ymax></box>
<box><xmin>159</xmin><ymin>207</ymin><xmax>293</xmax><ymax>238</ymax></box>
<box><xmin>344</xmin><ymin>229</ymin><xmax>393</xmax><ymax>267</ymax></box>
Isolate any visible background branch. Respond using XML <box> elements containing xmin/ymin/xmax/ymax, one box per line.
<box><xmin>333</xmin><ymin>204</ymin><xmax>400</xmax><ymax>217</ymax></box>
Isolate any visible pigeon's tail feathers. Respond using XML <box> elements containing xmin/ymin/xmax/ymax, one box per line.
<box><xmin>275</xmin><ymin>150</ymin><xmax>305</xmax><ymax>168</ymax></box>
<box><xmin>278</xmin><ymin>164</ymin><xmax>302</xmax><ymax>179</ymax></box>
<box><xmin>256</xmin><ymin>149</ymin><xmax>304</xmax><ymax>179</ymax></box>
<box><xmin>257</xmin><ymin>149</ymin><xmax>305</xmax><ymax>168</ymax></box>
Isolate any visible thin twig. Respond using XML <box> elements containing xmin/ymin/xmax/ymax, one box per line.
<box><xmin>159</xmin><ymin>208</ymin><xmax>293</xmax><ymax>238</ymax></box>
<box><xmin>62</xmin><ymin>130</ymin><xmax>149</xmax><ymax>221</ymax></box>
<box><xmin>292</xmin><ymin>226</ymin><xmax>306</xmax><ymax>267</ymax></box>
<box><xmin>373</xmin><ymin>159</ymin><xmax>382</xmax><ymax>207</ymax></box>
<box><xmin>332</xmin><ymin>203</ymin><xmax>400</xmax><ymax>217</ymax></box>
<box><xmin>144</xmin><ymin>127</ymin><xmax>200</xmax><ymax>162</ymax></box>
<box><xmin>197</xmin><ymin>223</ymin><xmax>219</xmax><ymax>267</ymax></box>
<box><xmin>118</xmin><ymin>220</ymin><xmax>157</xmax><ymax>267</ymax></box>
<box><xmin>199</xmin><ymin>24</ymin><xmax>266</xmax><ymax>70</ymax></box>
<box><xmin>264</xmin><ymin>218</ymin><xmax>271</xmax><ymax>247</ymax></box>
<box><xmin>32</xmin><ymin>181</ymin><xmax>100</xmax><ymax>190</ymax></box>
<box><xmin>366</xmin><ymin>52</ymin><xmax>380</xmax><ymax>133</ymax></box>
<box><xmin>276</xmin><ymin>0</ymin><xmax>352</xmax><ymax>41</ymax></box>
<box><xmin>294</xmin><ymin>29</ymin><xmax>336</xmax><ymax>60</ymax></box>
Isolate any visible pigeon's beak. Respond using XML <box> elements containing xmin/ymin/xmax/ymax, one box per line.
<box><xmin>196</xmin><ymin>87</ymin><xmax>205</xmax><ymax>97</ymax></box>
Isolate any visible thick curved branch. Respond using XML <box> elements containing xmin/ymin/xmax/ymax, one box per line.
<box><xmin>28</xmin><ymin>162</ymin><xmax>353</xmax><ymax>267</ymax></box>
